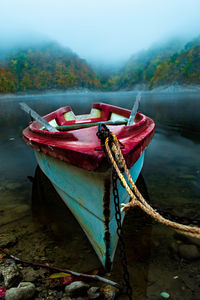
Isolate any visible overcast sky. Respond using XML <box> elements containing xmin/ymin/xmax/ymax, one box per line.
<box><xmin>1</xmin><ymin>0</ymin><xmax>200</xmax><ymax>65</ymax></box>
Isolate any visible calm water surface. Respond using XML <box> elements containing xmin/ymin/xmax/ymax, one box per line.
<box><xmin>0</xmin><ymin>90</ymin><xmax>200</xmax><ymax>299</ymax></box>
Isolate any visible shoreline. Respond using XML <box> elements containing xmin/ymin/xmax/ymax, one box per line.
<box><xmin>0</xmin><ymin>84</ymin><xmax>200</xmax><ymax>99</ymax></box>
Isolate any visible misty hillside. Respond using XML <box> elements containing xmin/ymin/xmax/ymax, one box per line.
<box><xmin>0</xmin><ymin>36</ymin><xmax>200</xmax><ymax>93</ymax></box>
<box><xmin>0</xmin><ymin>42</ymin><xmax>100</xmax><ymax>93</ymax></box>
<box><xmin>103</xmin><ymin>36</ymin><xmax>200</xmax><ymax>90</ymax></box>
<box><xmin>120</xmin><ymin>38</ymin><xmax>185</xmax><ymax>87</ymax></box>
<box><xmin>150</xmin><ymin>37</ymin><xmax>200</xmax><ymax>88</ymax></box>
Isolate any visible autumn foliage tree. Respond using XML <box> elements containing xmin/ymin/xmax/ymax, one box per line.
<box><xmin>0</xmin><ymin>42</ymin><xmax>100</xmax><ymax>93</ymax></box>
<box><xmin>107</xmin><ymin>36</ymin><xmax>200</xmax><ymax>90</ymax></box>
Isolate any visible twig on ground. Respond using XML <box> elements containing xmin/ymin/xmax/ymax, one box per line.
<box><xmin>0</xmin><ymin>248</ymin><xmax>121</xmax><ymax>289</ymax></box>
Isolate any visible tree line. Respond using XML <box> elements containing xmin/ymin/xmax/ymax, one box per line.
<box><xmin>0</xmin><ymin>37</ymin><xmax>200</xmax><ymax>93</ymax></box>
<box><xmin>0</xmin><ymin>42</ymin><xmax>100</xmax><ymax>93</ymax></box>
<box><xmin>103</xmin><ymin>36</ymin><xmax>200</xmax><ymax>90</ymax></box>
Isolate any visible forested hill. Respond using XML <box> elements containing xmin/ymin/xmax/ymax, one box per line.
<box><xmin>0</xmin><ymin>42</ymin><xmax>101</xmax><ymax>93</ymax></box>
<box><xmin>1</xmin><ymin>37</ymin><xmax>200</xmax><ymax>93</ymax></box>
<box><xmin>150</xmin><ymin>39</ymin><xmax>200</xmax><ymax>88</ymax></box>
<box><xmin>107</xmin><ymin>36</ymin><xmax>200</xmax><ymax>90</ymax></box>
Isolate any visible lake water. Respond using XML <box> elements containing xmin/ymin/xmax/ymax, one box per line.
<box><xmin>0</xmin><ymin>90</ymin><xmax>200</xmax><ymax>299</ymax></box>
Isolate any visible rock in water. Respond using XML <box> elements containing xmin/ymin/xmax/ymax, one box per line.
<box><xmin>5</xmin><ymin>282</ymin><xmax>35</xmax><ymax>300</ymax></box>
<box><xmin>2</xmin><ymin>263</ymin><xmax>21</xmax><ymax>288</ymax></box>
<box><xmin>178</xmin><ymin>244</ymin><xmax>200</xmax><ymax>260</ymax></box>
<box><xmin>87</xmin><ymin>286</ymin><xmax>101</xmax><ymax>299</ymax></box>
<box><xmin>101</xmin><ymin>284</ymin><xmax>118</xmax><ymax>300</ymax></box>
<box><xmin>0</xmin><ymin>233</ymin><xmax>17</xmax><ymax>248</ymax></box>
<box><xmin>160</xmin><ymin>291</ymin><xmax>170</xmax><ymax>299</ymax></box>
<box><xmin>65</xmin><ymin>281</ymin><xmax>89</xmax><ymax>297</ymax></box>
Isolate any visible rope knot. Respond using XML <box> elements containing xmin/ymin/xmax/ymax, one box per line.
<box><xmin>97</xmin><ymin>124</ymin><xmax>125</xmax><ymax>171</ymax></box>
<box><xmin>96</xmin><ymin>123</ymin><xmax>113</xmax><ymax>146</ymax></box>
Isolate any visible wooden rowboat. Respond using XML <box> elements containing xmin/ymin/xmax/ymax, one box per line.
<box><xmin>22</xmin><ymin>102</ymin><xmax>155</xmax><ymax>269</ymax></box>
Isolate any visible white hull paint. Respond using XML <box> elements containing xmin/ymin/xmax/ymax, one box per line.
<box><xmin>34</xmin><ymin>150</ymin><xmax>144</xmax><ymax>268</ymax></box>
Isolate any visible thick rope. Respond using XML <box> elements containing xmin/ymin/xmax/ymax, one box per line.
<box><xmin>105</xmin><ymin>132</ymin><xmax>200</xmax><ymax>239</ymax></box>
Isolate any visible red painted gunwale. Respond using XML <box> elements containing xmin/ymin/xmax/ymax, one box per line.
<box><xmin>22</xmin><ymin>103</ymin><xmax>155</xmax><ymax>171</ymax></box>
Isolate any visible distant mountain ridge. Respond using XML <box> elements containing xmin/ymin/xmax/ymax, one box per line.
<box><xmin>105</xmin><ymin>36</ymin><xmax>200</xmax><ymax>90</ymax></box>
<box><xmin>0</xmin><ymin>42</ymin><xmax>100</xmax><ymax>93</ymax></box>
<box><xmin>0</xmin><ymin>36</ymin><xmax>200</xmax><ymax>93</ymax></box>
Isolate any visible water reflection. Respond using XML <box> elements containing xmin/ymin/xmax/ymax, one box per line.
<box><xmin>143</xmin><ymin>128</ymin><xmax>200</xmax><ymax>214</ymax></box>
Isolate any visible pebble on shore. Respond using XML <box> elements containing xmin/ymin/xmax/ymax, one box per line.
<box><xmin>5</xmin><ymin>282</ymin><xmax>35</xmax><ymax>300</ymax></box>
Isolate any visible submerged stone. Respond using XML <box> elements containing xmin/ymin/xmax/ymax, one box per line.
<box><xmin>178</xmin><ymin>244</ymin><xmax>200</xmax><ymax>260</ymax></box>
<box><xmin>0</xmin><ymin>233</ymin><xmax>17</xmax><ymax>248</ymax></box>
<box><xmin>101</xmin><ymin>284</ymin><xmax>118</xmax><ymax>300</ymax></box>
<box><xmin>160</xmin><ymin>291</ymin><xmax>170</xmax><ymax>298</ymax></box>
<box><xmin>5</xmin><ymin>282</ymin><xmax>35</xmax><ymax>300</ymax></box>
<box><xmin>2</xmin><ymin>263</ymin><xmax>21</xmax><ymax>288</ymax></box>
<box><xmin>87</xmin><ymin>286</ymin><xmax>101</xmax><ymax>299</ymax></box>
<box><xmin>64</xmin><ymin>281</ymin><xmax>89</xmax><ymax>297</ymax></box>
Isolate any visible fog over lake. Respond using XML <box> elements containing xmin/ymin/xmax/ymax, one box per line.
<box><xmin>1</xmin><ymin>0</ymin><xmax>200</xmax><ymax>65</ymax></box>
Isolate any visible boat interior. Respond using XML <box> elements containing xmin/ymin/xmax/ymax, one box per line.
<box><xmin>45</xmin><ymin>103</ymin><xmax>131</xmax><ymax>128</ymax></box>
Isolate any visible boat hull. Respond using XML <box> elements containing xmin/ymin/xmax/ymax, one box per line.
<box><xmin>34</xmin><ymin>150</ymin><xmax>144</xmax><ymax>269</ymax></box>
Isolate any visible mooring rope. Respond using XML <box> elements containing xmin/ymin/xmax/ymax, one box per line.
<box><xmin>104</xmin><ymin>131</ymin><xmax>200</xmax><ymax>239</ymax></box>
